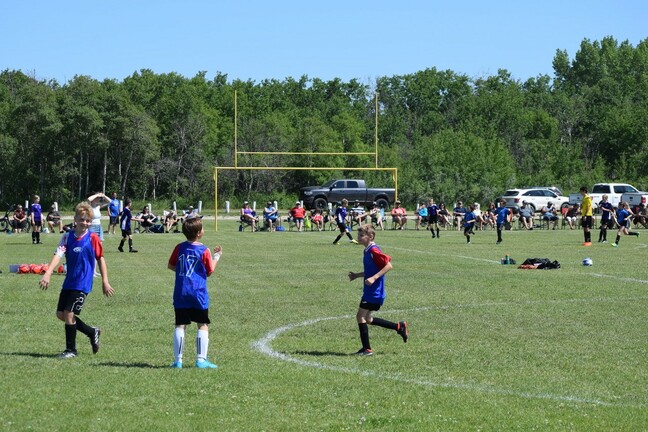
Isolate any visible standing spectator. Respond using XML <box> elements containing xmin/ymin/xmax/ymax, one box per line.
<box><xmin>518</xmin><ymin>201</ymin><xmax>534</xmax><ymax>230</ymax></box>
<box><xmin>390</xmin><ymin>201</ymin><xmax>407</xmax><ymax>230</ymax></box>
<box><xmin>168</xmin><ymin>217</ymin><xmax>222</xmax><ymax>369</ymax></box>
<box><xmin>426</xmin><ymin>198</ymin><xmax>440</xmax><ymax>238</ymax></box>
<box><xmin>579</xmin><ymin>186</ymin><xmax>593</xmax><ymax>246</ymax></box>
<box><xmin>38</xmin><ymin>201</ymin><xmax>115</xmax><ymax>358</ymax></box>
<box><xmin>452</xmin><ymin>202</ymin><xmax>467</xmax><ymax>230</ymax></box>
<box><xmin>496</xmin><ymin>199</ymin><xmax>512</xmax><ymax>244</ymax></box>
<box><xmin>47</xmin><ymin>205</ymin><xmax>64</xmax><ymax>234</ymax></box>
<box><xmin>87</xmin><ymin>193</ymin><xmax>110</xmax><ymax>242</ymax></box>
<box><xmin>597</xmin><ymin>194</ymin><xmax>615</xmax><ymax>243</ymax></box>
<box><xmin>107</xmin><ymin>192</ymin><xmax>121</xmax><ymax>235</ymax></box>
<box><xmin>30</xmin><ymin>195</ymin><xmax>43</xmax><ymax>244</ymax></box>
<box><xmin>289</xmin><ymin>202</ymin><xmax>306</xmax><ymax>232</ymax></box>
<box><xmin>347</xmin><ymin>224</ymin><xmax>408</xmax><ymax>356</ymax></box>
<box><xmin>611</xmin><ymin>202</ymin><xmax>640</xmax><ymax>247</ymax></box>
<box><xmin>12</xmin><ymin>204</ymin><xmax>28</xmax><ymax>233</ymax></box>
<box><xmin>332</xmin><ymin>199</ymin><xmax>357</xmax><ymax>244</ymax></box>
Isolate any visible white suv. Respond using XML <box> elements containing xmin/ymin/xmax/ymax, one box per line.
<box><xmin>501</xmin><ymin>188</ymin><xmax>570</xmax><ymax>213</ymax></box>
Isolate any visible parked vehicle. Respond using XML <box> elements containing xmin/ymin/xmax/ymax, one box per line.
<box><xmin>501</xmin><ymin>188</ymin><xmax>569</xmax><ymax>213</ymax></box>
<box><xmin>299</xmin><ymin>179</ymin><xmax>395</xmax><ymax>210</ymax></box>
<box><xmin>569</xmin><ymin>183</ymin><xmax>641</xmax><ymax>209</ymax></box>
<box><xmin>621</xmin><ymin>192</ymin><xmax>648</xmax><ymax>208</ymax></box>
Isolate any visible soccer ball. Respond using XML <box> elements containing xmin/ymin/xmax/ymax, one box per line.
<box><xmin>582</xmin><ymin>258</ymin><xmax>593</xmax><ymax>266</ymax></box>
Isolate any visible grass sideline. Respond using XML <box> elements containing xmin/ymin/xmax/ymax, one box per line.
<box><xmin>1</xmin><ymin>222</ymin><xmax>647</xmax><ymax>431</ymax></box>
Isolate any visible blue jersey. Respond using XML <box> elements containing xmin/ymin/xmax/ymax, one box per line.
<box><xmin>464</xmin><ymin>211</ymin><xmax>476</xmax><ymax>227</ymax></box>
<box><xmin>60</xmin><ymin>231</ymin><xmax>102</xmax><ymax>294</ymax></box>
<box><xmin>599</xmin><ymin>201</ymin><xmax>614</xmax><ymax>221</ymax></box>
<box><xmin>417</xmin><ymin>207</ymin><xmax>428</xmax><ymax>217</ymax></box>
<box><xmin>496</xmin><ymin>207</ymin><xmax>510</xmax><ymax>225</ymax></box>
<box><xmin>120</xmin><ymin>207</ymin><xmax>133</xmax><ymax>231</ymax></box>
<box><xmin>361</xmin><ymin>243</ymin><xmax>391</xmax><ymax>305</ymax></box>
<box><xmin>427</xmin><ymin>204</ymin><xmax>438</xmax><ymax>216</ymax></box>
<box><xmin>31</xmin><ymin>203</ymin><xmax>42</xmax><ymax>222</ymax></box>
<box><xmin>108</xmin><ymin>198</ymin><xmax>121</xmax><ymax>217</ymax></box>
<box><xmin>335</xmin><ymin>206</ymin><xmax>348</xmax><ymax>224</ymax></box>
<box><xmin>617</xmin><ymin>209</ymin><xmax>631</xmax><ymax>227</ymax></box>
<box><xmin>169</xmin><ymin>241</ymin><xmax>215</xmax><ymax>310</ymax></box>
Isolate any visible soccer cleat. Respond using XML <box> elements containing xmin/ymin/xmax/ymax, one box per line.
<box><xmin>350</xmin><ymin>239</ymin><xmax>359</xmax><ymax>244</ymax></box>
<box><xmin>611</xmin><ymin>243</ymin><xmax>618</xmax><ymax>247</ymax></box>
<box><xmin>397</xmin><ymin>321</ymin><xmax>409</xmax><ymax>343</ymax></box>
<box><xmin>118</xmin><ymin>246</ymin><xmax>124</xmax><ymax>252</ymax></box>
<box><xmin>90</xmin><ymin>328</ymin><xmax>101</xmax><ymax>354</ymax></box>
<box><xmin>195</xmin><ymin>359</ymin><xmax>218</xmax><ymax>369</ymax></box>
<box><xmin>129</xmin><ymin>249</ymin><xmax>138</xmax><ymax>253</ymax></box>
<box><xmin>582</xmin><ymin>242</ymin><xmax>592</xmax><ymax>246</ymax></box>
<box><xmin>170</xmin><ymin>361</ymin><xmax>183</xmax><ymax>369</ymax></box>
<box><xmin>57</xmin><ymin>349</ymin><xmax>78</xmax><ymax>359</ymax></box>
<box><xmin>496</xmin><ymin>240</ymin><xmax>502</xmax><ymax>245</ymax></box>
<box><xmin>354</xmin><ymin>348</ymin><xmax>374</xmax><ymax>356</ymax></box>
<box><xmin>636</xmin><ymin>232</ymin><xmax>640</xmax><ymax>238</ymax></box>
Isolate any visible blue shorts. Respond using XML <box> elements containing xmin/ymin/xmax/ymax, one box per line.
<box><xmin>90</xmin><ymin>224</ymin><xmax>104</xmax><ymax>241</ymax></box>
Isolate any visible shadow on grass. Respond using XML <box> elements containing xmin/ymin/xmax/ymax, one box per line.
<box><xmin>1</xmin><ymin>351</ymin><xmax>60</xmax><ymax>359</ymax></box>
<box><xmin>97</xmin><ymin>361</ymin><xmax>168</xmax><ymax>369</ymax></box>
<box><xmin>289</xmin><ymin>350</ymin><xmax>351</xmax><ymax>357</ymax></box>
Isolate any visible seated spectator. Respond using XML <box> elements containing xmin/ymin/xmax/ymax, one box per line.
<box><xmin>519</xmin><ymin>201</ymin><xmax>535</xmax><ymax>230</ymax></box>
<box><xmin>414</xmin><ymin>203</ymin><xmax>428</xmax><ymax>230</ymax></box>
<box><xmin>46</xmin><ymin>205</ymin><xmax>64</xmax><ymax>233</ymax></box>
<box><xmin>12</xmin><ymin>204</ymin><xmax>28</xmax><ymax>233</ymax></box>
<box><xmin>633</xmin><ymin>203</ymin><xmax>647</xmax><ymax>229</ymax></box>
<box><xmin>367</xmin><ymin>202</ymin><xmax>384</xmax><ymax>231</ymax></box>
<box><xmin>391</xmin><ymin>200</ymin><xmax>407</xmax><ymax>230</ymax></box>
<box><xmin>182</xmin><ymin>205</ymin><xmax>202</xmax><ymax>223</ymax></box>
<box><xmin>453</xmin><ymin>201</ymin><xmax>467</xmax><ymax>230</ymax></box>
<box><xmin>350</xmin><ymin>201</ymin><xmax>368</xmax><ymax>226</ymax></box>
<box><xmin>163</xmin><ymin>210</ymin><xmax>179</xmax><ymax>233</ymax></box>
<box><xmin>541</xmin><ymin>202</ymin><xmax>559</xmax><ymax>229</ymax></box>
<box><xmin>290</xmin><ymin>201</ymin><xmax>306</xmax><ymax>232</ymax></box>
<box><xmin>263</xmin><ymin>201</ymin><xmax>279</xmax><ymax>232</ymax></box>
<box><xmin>310</xmin><ymin>208</ymin><xmax>324</xmax><ymax>231</ymax></box>
<box><xmin>565</xmin><ymin>203</ymin><xmax>581</xmax><ymax>229</ymax></box>
<box><xmin>240</xmin><ymin>201</ymin><xmax>257</xmax><ymax>232</ymax></box>
<box><xmin>138</xmin><ymin>206</ymin><xmax>158</xmax><ymax>232</ymax></box>
<box><xmin>472</xmin><ymin>202</ymin><xmax>484</xmax><ymax>230</ymax></box>
<box><xmin>438</xmin><ymin>203</ymin><xmax>451</xmax><ymax>228</ymax></box>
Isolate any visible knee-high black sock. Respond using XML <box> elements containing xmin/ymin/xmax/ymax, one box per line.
<box><xmin>74</xmin><ymin>317</ymin><xmax>94</xmax><ymax>337</ymax></box>
<box><xmin>497</xmin><ymin>229</ymin><xmax>502</xmax><ymax>242</ymax></box>
<box><xmin>333</xmin><ymin>234</ymin><xmax>342</xmax><ymax>244</ymax></box>
<box><xmin>629</xmin><ymin>232</ymin><xmax>639</xmax><ymax>237</ymax></box>
<box><xmin>346</xmin><ymin>232</ymin><xmax>353</xmax><ymax>240</ymax></box>
<box><xmin>466</xmin><ymin>234</ymin><xmax>471</xmax><ymax>243</ymax></box>
<box><xmin>65</xmin><ymin>324</ymin><xmax>77</xmax><ymax>352</ymax></box>
<box><xmin>436</xmin><ymin>227</ymin><xmax>439</xmax><ymax>237</ymax></box>
<box><xmin>370</xmin><ymin>317</ymin><xmax>398</xmax><ymax>330</ymax></box>
<box><xmin>32</xmin><ymin>232</ymin><xmax>36</xmax><ymax>242</ymax></box>
<box><xmin>119</xmin><ymin>238</ymin><xmax>125</xmax><ymax>248</ymax></box>
<box><xmin>358</xmin><ymin>323</ymin><xmax>370</xmax><ymax>350</ymax></box>
<box><xmin>128</xmin><ymin>238</ymin><xmax>133</xmax><ymax>250</ymax></box>
<box><xmin>615</xmin><ymin>235</ymin><xmax>621</xmax><ymax>244</ymax></box>
<box><xmin>36</xmin><ymin>232</ymin><xmax>40</xmax><ymax>243</ymax></box>
<box><xmin>599</xmin><ymin>228</ymin><xmax>604</xmax><ymax>242</ymax></box>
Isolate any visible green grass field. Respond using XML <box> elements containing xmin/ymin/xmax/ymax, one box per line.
<box><xmin>1</xmin><ymin>221</ymin><xmax>647</xmax><ymax>431</ymax></box>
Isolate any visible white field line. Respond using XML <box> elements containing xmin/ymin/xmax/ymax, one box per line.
<box><xmin>252</xmin><ymin>297</ymin><xmax>648</xmax><ymax>407</ymax></box>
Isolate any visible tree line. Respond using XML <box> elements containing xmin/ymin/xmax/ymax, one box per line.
<box><xmin>1</xmin><ymin>36</ymin><xmax>646</xmax><ymax>210</ymax></box>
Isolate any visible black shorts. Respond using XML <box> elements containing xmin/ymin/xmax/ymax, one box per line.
<box><xmin>600</xmin><ymin>219</ymin><xmax>615</xmax><ymax>229</ymax></box>
<box><xmin>464</xmin><ymin>225</ymin><xmax>474</xmax><ymax>234</ymax></box>
<box><xmin>428</xmin><ymin>214</ymin><xmax>438</xmax><ymax>224</ymax></box>
<box><xmin>109</xmin><ymin>216</ymin><xmax>119</xmax><ymax>225</ymax></box>
<box><xmin>33</xmin><ymin>219</ymin><xmax>42</xmax><ymax>227</ymax></box>
<box><xmin>337</xmin><ymin>222</ymin><xmax>348</xmax><ymax>233</ymax></box>
<box><xmin>174</xmin><ymin>308</ymin><xmax>211</xmax><ymax>325</ymax></box>
<box><xmin>57</xmin><ymin>290</ymin><xmax>87</xmax><ymax>315</ymax></box>
<box><xmin>121</xmin><ymin>229</ymin><xmax>132</xmax><ymax>237</ymax></box>
<box><xmin>581</xmin><ymin>216</ymin><xmax>593</xmax><ymax>229</ymax></box>
<box><xmin>359</xmin><ymin>300</ymin><xmax>382</xmax><ymax>311</ymax></box>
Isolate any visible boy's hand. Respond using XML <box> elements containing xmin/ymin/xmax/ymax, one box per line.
<box><xmin>39</xmin><ymin>274</ymin><xmax>51</xmax><ymax>290</ymax></box>
<box><xmin>364</xmin><ymin>276</ymin><xmax>376</xmax><ymax>286</ymax></box>
<box><xmin>102</xmin><ymin>282</ymin><xmax>115</xmax><ymax>297</ymax></box>
<box><xmin>213</xmin><ymin>245</ymin><xmax>223</xmax><ymax>254</ymax></box>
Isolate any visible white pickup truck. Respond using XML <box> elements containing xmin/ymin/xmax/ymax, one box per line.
<box><xmin>621</xmin><ymin>192</ymin><xmax>648</xmax><ymax>209</ymax></box>
<box><xmin>569</xmin><ymin>183</ymin><xmax>642</xmax><ymax>210</ymax></box>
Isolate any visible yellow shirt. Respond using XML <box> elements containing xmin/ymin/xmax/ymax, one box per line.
<box><xmin>581</xmin><ymin>194</ymin><xmax>593</xmax><ymax>217</ymax></box>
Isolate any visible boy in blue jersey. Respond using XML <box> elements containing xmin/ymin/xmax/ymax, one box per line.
<box><xmin>597</xmin><ymin>194</ymin><xmax>615</xmax><ymax>243</ymax></box>
<box><xmin>168</xmin><ymin>216</ymin><xmax>222</xmax><ymax>369</ymax></box>
<box><xmin>348</xmin><ymin>224</ymin><xmax>407</xmax><ymax>356</ymax></box>
<box><xmin>118</xmin><ymin>198</ymin><xmax>141</xmax><ymax>253</ymax></box>
<box><xmin>496</xmin><ymin>199</ymin><xmax>512</xmax><ymax>244</ymax></box>
<box><xmin>463</xmin><ymin>204</ymin><xmax>477</xmax><ymax>244</ymax></box>
<box><xmin>333</xmin><ymin>199</ymin><xmax>358</xmax><ymax>245</ymax></box>
<box><xmin>426</xmin><ymin>198</ymin><xmax>440</xmax><ymax>238</ymax></box>
<box><xmin>30</xmin><ymin>194</ymin><xmax>43</xmax><ymax>244</ymax></box>
<box><xmin>612</xmin><ymin>201</ymin><xmax>640</xmax><ymax>247</ymax></box>
<box><xmin>39</xmin><ymin>202</ymin><xmax>115</xmax><ymax>358</ymax></box>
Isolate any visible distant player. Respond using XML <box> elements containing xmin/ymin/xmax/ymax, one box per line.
<box><xmin>30</xmin><ymin>194</ymin><xmax>43</xmax><ymax>244</ymax></box>
<box><xmin>39</xmin><ymin>201</ymin><xmax>115</xmax><ymax>358</ymax></box>
<box><xmin>495</xmin><ymin>199</ymin><xmax>512</xmax><ymax>244</ymax></box>
<box><xmin>348</xmin><ymin>224</ymin><xmax>407</xmax><ymax>356</ymax></box>
<box><xmin>579</xmin><ymin>186</ymin><xmax>593</xmax><ymax>246</ymax></box>
<box><xmin>597</xmin><ymin>194</ymin><xmax>614</xmax><ymax>243</ymax></box>
<box><xmin>333</xmin><ymin>199</ymin><xmax>357</xmax><ymax>245</ymax></box>
<box><xmin>426</xmin><ymin>198</ymin><xmax>440</xmax><ymax>238</ymax></box>
<box><xmin>118</xmin><ymin>198</ymin><xmax>141</xmax><ymax>253</ymax></box>
<box><xmin>611</xmin><ymin>201</ymin><xmax>640</xmax><ymax>247</ymax></box>
<box><xmin>464</xmin><ymin>204</ymin><xmax>477</xmax><ymax>244</ymax></box>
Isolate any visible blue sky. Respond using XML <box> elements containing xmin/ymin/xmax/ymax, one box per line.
<box><xmin>2</xmin><ymin>1</ymin><xmax>646</xmax><ymax>85</ymax></box>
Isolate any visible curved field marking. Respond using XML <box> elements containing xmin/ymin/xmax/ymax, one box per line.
<box><xmin>253</xmin><ymin>297</ymin><xmax>648</xmax><ymax>407</ymax></box>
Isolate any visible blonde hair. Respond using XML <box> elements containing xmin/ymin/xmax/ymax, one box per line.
<box><xmin>357</xmin><ymin>224</ymin><xmax>376</xmax><ymax>239</ymax></box>
<box><xmin>75</xmin><ymin>201</ymin><xmax>93</xmax><ymax>220</ymax></box>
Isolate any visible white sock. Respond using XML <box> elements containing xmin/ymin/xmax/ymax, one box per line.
<box><xmin>173</xmin><ymin>327</ymin><xmax>185</xmax><ymax>363</ymax></box>
<box><xmin>196</xmin><ymin>329</ymin><xmax>209</xmax><ymax>361</ymax></box>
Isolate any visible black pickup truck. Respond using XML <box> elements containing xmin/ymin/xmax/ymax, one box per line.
<box><xmin>299</xmin><ymin>179</ymin><xmax>395</xmax><ymax>210</ymax></box>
